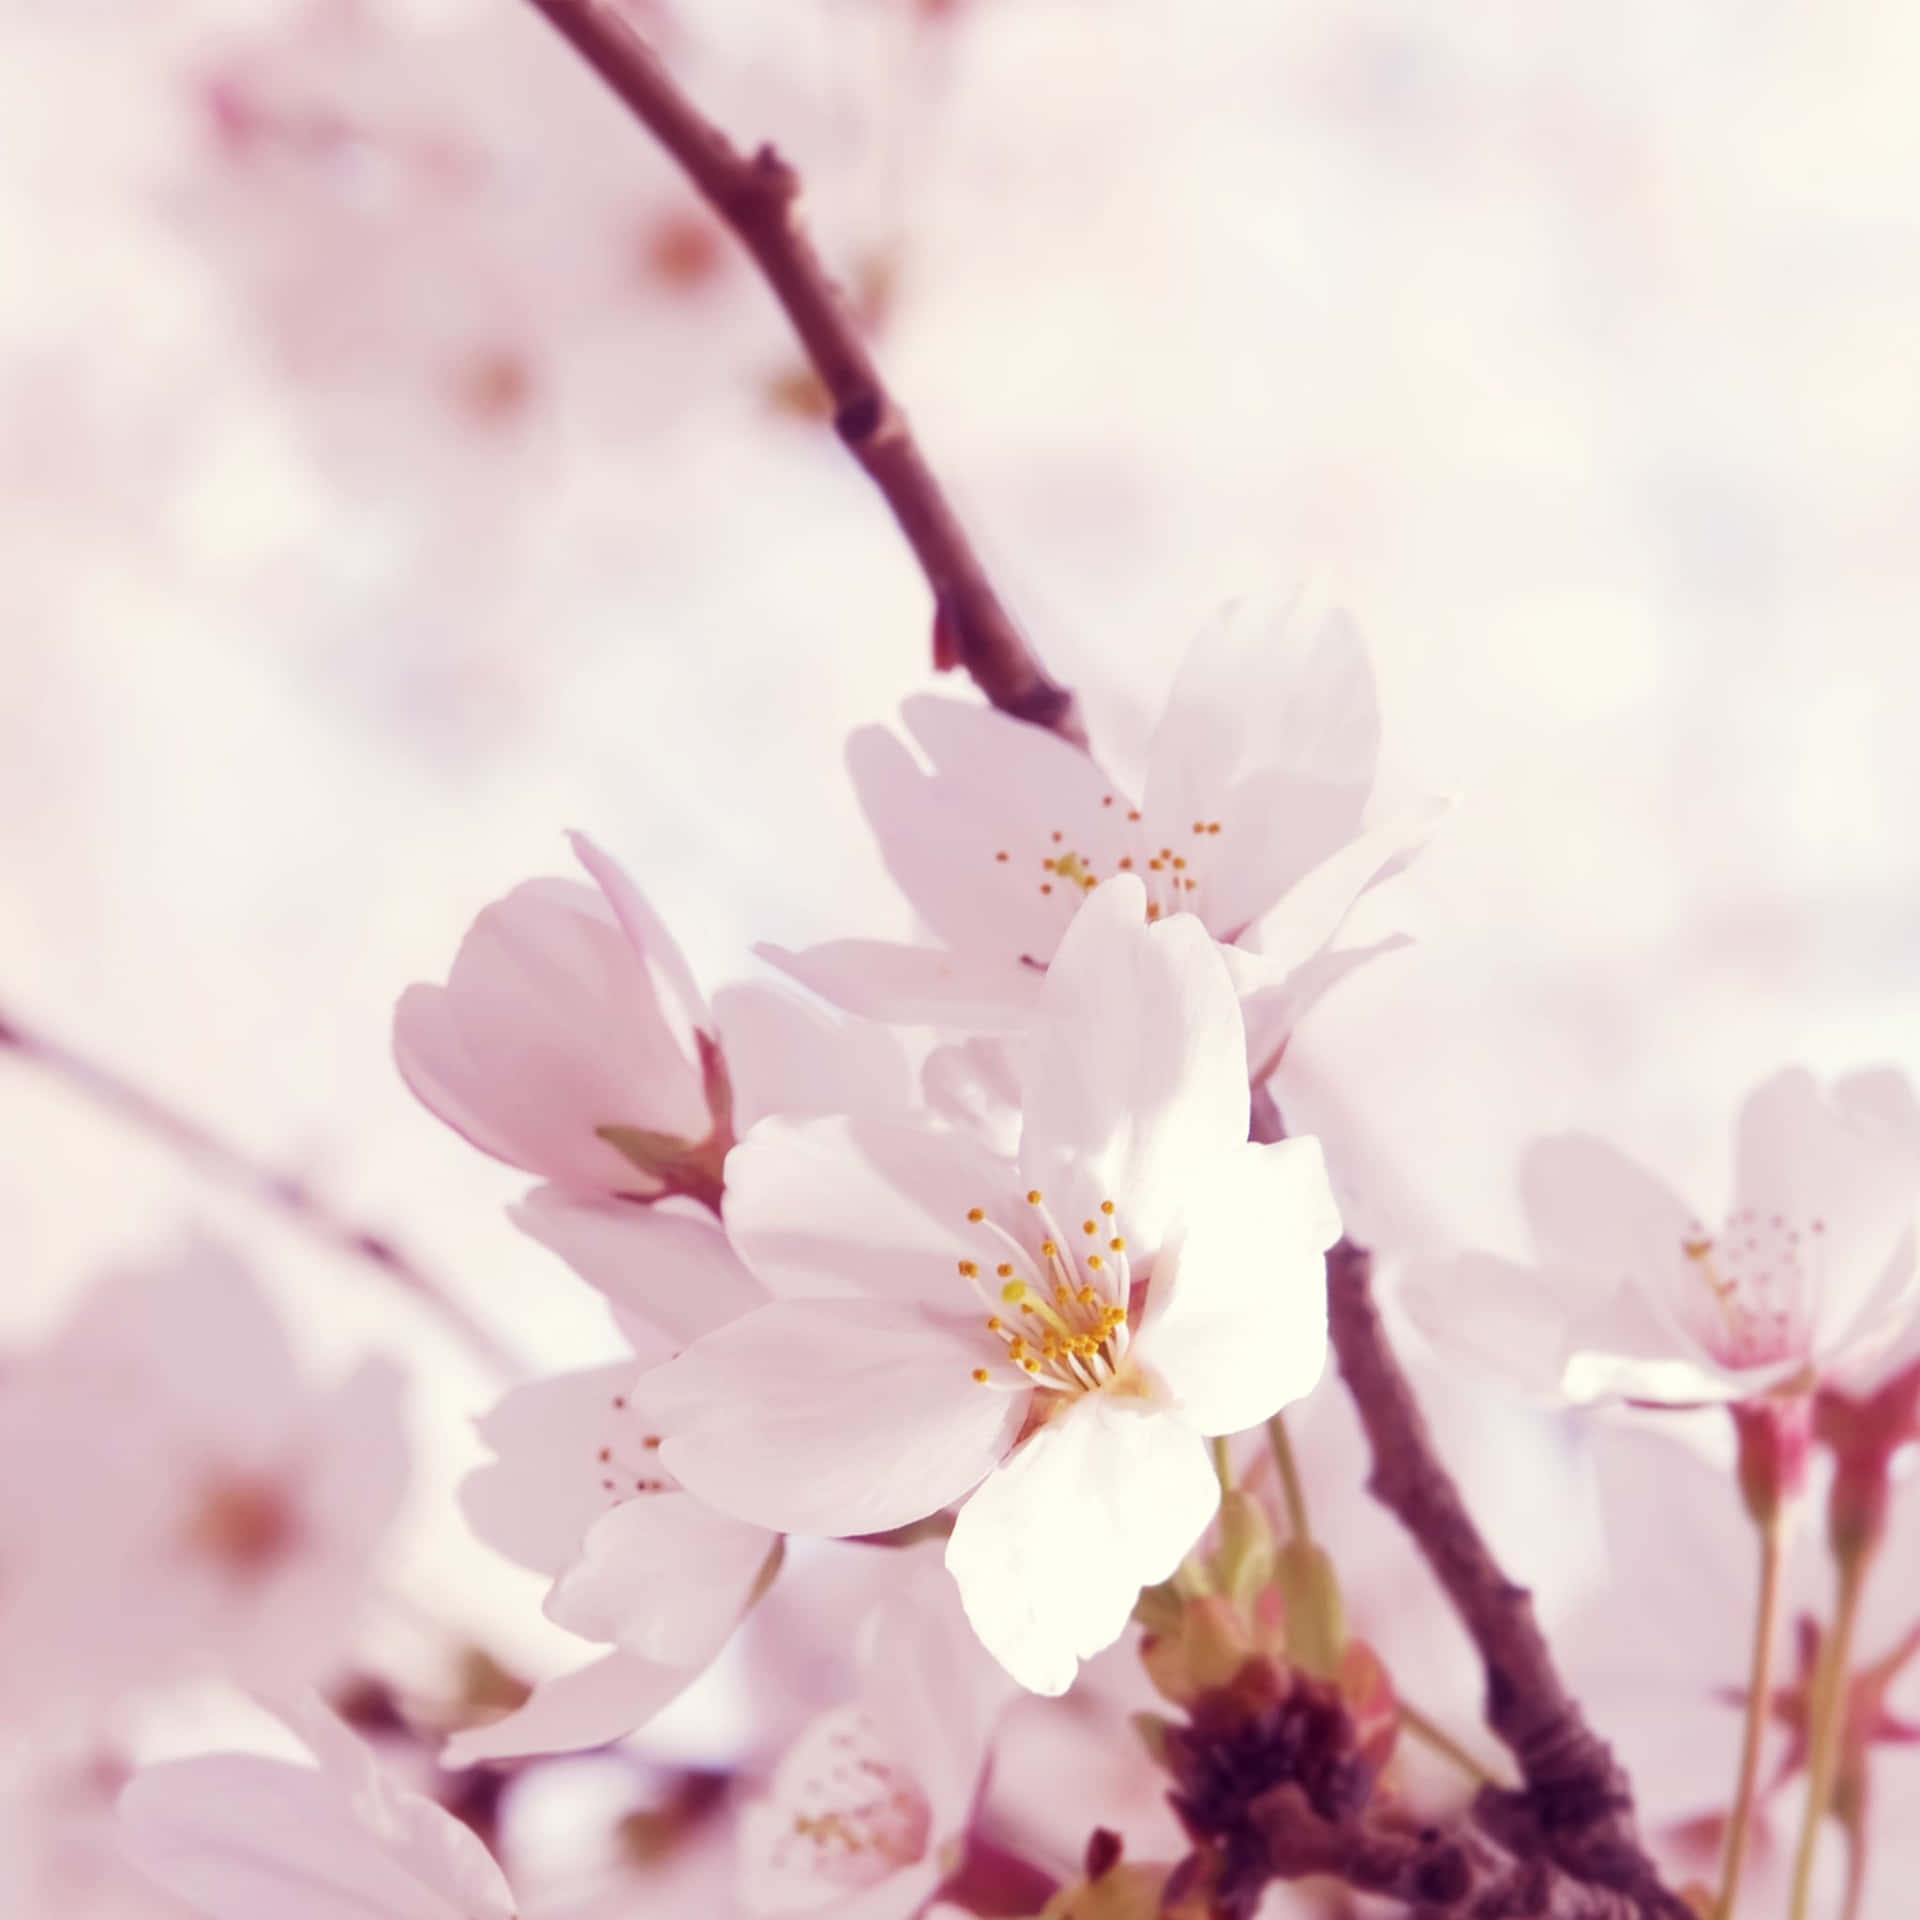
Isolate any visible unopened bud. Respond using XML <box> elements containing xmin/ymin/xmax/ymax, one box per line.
<box><xmin>1274</xmin><ymin>1540</ymin><xmax>1345</xmax><ymax>1679</ymax></box>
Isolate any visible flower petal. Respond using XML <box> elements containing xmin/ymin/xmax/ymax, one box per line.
<box><xmin>1017</xmin><ymin>877</ymin><xmax>1247</xmax><ymax>1252</ymax></box>
<box><xmin>1142</xmin><ymin>596</ymin><xmax>1381</xmax><ymax>939</ymax></box>
<box><xmin>651</xmin><ymin>1301</ymin><xmax>1024</xmax><ymax>1537</ymax></box>
<box><xmin>945</xmin><ymin>1396</ymin><xmax>1218</xmax><ymax>1694</ymax></box>
<box><xmin>723</xmin><ymin>1113</ymin><xmax>1022</xmax><ymax>1305</ymax></box>
<box><xmin>441</xmin><ymin>1648</ymin><xmax>701</xmax><ymax>1767</ymax></box>
<box><xmin>712</xmin><ymin>980</ymin><xmax>914</xmax><ymax>1130</ymax></box>
<box><xmin>545</xmin><ymin>1491</ymin><xmax>778</xmax><ymax>1665</ymax></box>
<box><xmin>510</xmin><ymin>1191</ymin><xmax>767</xmax><ymax>1351</ymax></box>
<box><xmin>757</xmin><ymin>937</ymin><xmax>1040</xmax><ymax>1029</ymax></box>
<box><xmin>1139</xmin><ymin>1138</ymin><xmax>1338</xmax><ymax>1434</ymax></box>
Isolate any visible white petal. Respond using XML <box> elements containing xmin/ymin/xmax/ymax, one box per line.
<box><xmin>650</xmin><ymin>1301</ymin><xmax>1024</xmax><ymax>1537</ymax></box>
<box><xmin>545</xmin><ymin>1491</ymin><xmax>777</xmax><ymax>1665</ymax></box>
<box><xmin>510</xmin><ymin>1191</ymin><xmax>766</xmax><ymax>1350</ymax></box>
<box><xmin>757</xmin><ymin>937</ymin><xmax>1040</xmax><ymax>1030</ymax></box>
<box><xmin>1139</xmin><ymin>1138</ymin><xmax>1338</xmax><ymax>1434</ymax></box>
<box><xmin>945</xmin><ymin>1396</ymin><xmax>1218</xmax><ymax>1695</ymax></box>
<box><xmin>1142</xmin><ymin>596</ymin><xmax>1381</xmax><ymax>939</ymax></box>
<box><xmin>723</xmin><ymin>1113</ymin><xmax>1021</xmax><ymax>1306</ymax></box>
<box><xmin>442</xmin><ymin>1648</ymin><xmax>700</xmax><ymax>1767</ymax></box>
<box><xmin>1017</xmin><ymin>877</ymin><xmax>1247</xmax><ymax>1252</ymax></box>
<box><xmin>712</xmin><ymin>980</ymin><xmax>914</xmax><ymax>1129</ymax></box>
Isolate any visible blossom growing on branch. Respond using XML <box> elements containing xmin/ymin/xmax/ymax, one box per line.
<box><xmin>1402</xmin><ymin>1067</ymin><xmax>1920</xmax><ymax>1411</ymax></box>
<box><xmin>764</xmin><ymin>598</ymin><xmax>1433</xmax><ymax>1077</ymax></box>
<box><xmin>643</xmin><ymin>876</ymin><xmax>1342</xmax><ymax>1693</ymax></box>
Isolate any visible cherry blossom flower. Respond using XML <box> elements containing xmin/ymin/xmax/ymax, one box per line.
<box><xmin>447</xmin><ymin>1211</ymin><xmax>780</xmax><ymax>1767</ymax></box>
<box><xmin>397</xmin><ymin>831</ymin><xmax>910</xmax><ymax>1211</ymax></box>
<box><xmin>395</xmin><ymin>832</ymin><xmax>723</xmax><ymax>1203</ymax></box>
<box><xmin>736</xmin><ymin>1547</ymin><xmax>1017</xmax><ymax>1919</ymax></box>
<box><xmin>641</xmin><ymin>876</ymin><xmax>1342</xmax><ymax>1694</ymax></box>
<box><xmin>0</xmin><ymin>1237</ymin><xmax>407</xmax><ymax>1730</ymax></box>
<box><xmin>763</xmin><ymin>597</ymin><xmax>1432</xmax><ymax>1075</ymax></box>
<box><xmin>1400</xmin><ymin>1067</ymin><xmax>1920</xmax><ymax>1410</ymax></box>
<box><xmin>119</xmin><ymin>1697</ymin><xmax>517</xmax><ymax>1920</ymax></box>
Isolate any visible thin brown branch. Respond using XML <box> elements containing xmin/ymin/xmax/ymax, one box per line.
<box><xmin>521</xmin><ymin>0</ymin><xmax>1085</xmax><ymax>745</ymax></box>
<box><xmin>0</xmin><ymin>1003</ymin><xmax>522</xmax><ymax>1381</ymax></box>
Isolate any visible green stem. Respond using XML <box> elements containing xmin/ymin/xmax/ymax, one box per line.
<box><xmin>1717</xmin><ymin>1510</ymin><xmax>1788</xmax><ymax>1918</ymax></box>
<box><xmin>1396</xmin><ymin>1699</ymin><xmax>1498</xmax><ymax>1787</ymax></box>
<box><xmin>1265</xmin><ymin>1411</ymin><xmax>1312</xmax><ymax>1544</ymax></box>
<box><xmin>1788</xmin><ymin>1544</ymin><xmax>1873</xmax><ymax>1920</ymax></box>
<box><xmin>1211</xmin><ymin>1432</ymin><xmax>1234</xmax><ymax>1494</ymax></box>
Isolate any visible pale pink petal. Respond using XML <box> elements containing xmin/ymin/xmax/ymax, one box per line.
<box><xmin>921</xmin><ymin>1036</ymin><xmax>1023</xmax><ymax>1160</ymax></box>
<box><xmin>509</xmin><ymin>1192</ymin><xmax>766</xmax><ymax>1350</ymax></box>
<box><xmin>460</xmin><ymin>1363</ymin><xmax>640</xmax><ymax>1577</ymax></box>
<box><xmin>441</xmin><ymin>1648</ymin><xmax>700</xmax><ymax>1767</ymax></box>
<box><xmin>1140</xmin><ymin>1139</ymin><xmax>1338</xmax><ymax>1434</ymax></box>
<box><xmin>1734</xmin><ymin>1068</ymin><xmax>1918</xmax><ymax>1354</ymax></box>
<box><xmin>1142</xmin><ymin>597</ymin><xmax>1381</xmax><ymax>939</ymax></box>
<box><xmin>757</xmin><ymin>938</ymin><xmax>1040</xmax><ymax>1030</ymax></box>
<box><xmin>567</xmin><ymin>829</ymin><xmax>710</xmax><ymax>1056</ymax></box>
<box><xmin>1520</xmin><ymin>1135</ymin><xmax>1698</xmax><ymax>1288</ymax></box>
<box><xmin>545</xmin><ymin>1491</ymin><xmax>777</xmax><ymax>1665</ymax></box>
<box><xmin>711</xmin><ymin>981</ymin><xmax>913</xmax><ymax>1130</ymax></box>
<box><xmin>1237</xmin><ymin>933</ymin><xmax>1411</xmax><ymax>1085</ymax></box>
<box><xmin>119</xmin><ymin>1736</ymin><xmax>514</xmax><ymax>1920</ymax></box>
<box><xmin>945</xmin><ymin>1396</ymin><xmax>1218</xmax><ymax>1694</ymax></box>
<box><xmin>650</xmin><ymin>1301</ymin><xmax>1024</xmax><ymax>1537</ymax></box>
<box><xmin>723</xmin><ymin>1114</ymin><xmax>1021</xmax><ymax>1306</ymax></box>
<box><xmin>394</xmin><ymin>874</ymin><xmax>708</xmax><ymax>1193</ymax></box>
<box><xmin>1016</xmin><ymin>877</ymin><xmax>1247</xmax><ymax>1252</ymax></box>
<box><xmin>739</xmin><ymin>1698</ymin><xmax>944</xmax><ymax>1917</ymax></box>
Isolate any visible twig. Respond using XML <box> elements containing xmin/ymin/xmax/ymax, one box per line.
<box><xmin>0</xmin><ymin>1002</ymin><xmax>522</xmax><ymax>1381</ymax></box>
<box><xmin>520</xmin><ymin>0</ymin><xmax>1086</xmax><ymax>745</ymax></box>
<box><xmin>1322</xmin><ymin>1239</ymin><xmax>1690</xmax><ymax>1917</ymax></box>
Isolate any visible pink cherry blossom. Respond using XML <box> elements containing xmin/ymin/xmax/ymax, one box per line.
<box><xmin>0</xmin><ymin>1237</ymin><xmax>407</xmax><ymax>1730</ymax></box>
<box><xmin>640</xmin><ymin>876</ymin><xmax>1342</xmax><ymax>1693</ymax></box>
<box><xmin>762</xmin><ymin>597</ymin><xmax>1432</xmax><ymax>1074</ymax></box>
<box><xmin>1401</xmin><ymin>1066</ymin><xmax>1920</xmax><ymax>1408</ymax></box>
<box><xmin>119</xmin><ymin>1697</ymin><xmax>517</xmax><ymax>1920</ymax></box>
<box><xmin>736</xmin><ymin>1546</ymin><xmax>1016</xmax><ymax>1919</ymax></box>
<box><xmin>394</xmin><ymin>832</ymin><xmax>721</xmax><ymax>1201</ymax></box>
<box><xmin>448</xmin><ymin>1211</ymin><xmax>781</xmax><ymax>1767</ymax></box>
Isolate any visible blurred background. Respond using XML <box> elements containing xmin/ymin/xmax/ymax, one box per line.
<box><xmin>4</xmin><ymin>0</ymin><xmax>1919</xmax><ymax>1891</ymax></box>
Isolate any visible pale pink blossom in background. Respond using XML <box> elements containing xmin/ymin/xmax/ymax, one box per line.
<box><xmin>119</xmin><ymin>1697</ymin><xmax>518</xmax><ymax>1920</ymax></box>
<box><xmin>0</xmin><ymin>1236</ymin><xmax>407</xmax><ymax>1731</ymax></box>
<box><xmin>647</xmin><ymin>877</ymin><xmax>1341</xmax><ymax>1692</ymax></box>
<box><xmin>736</xmin><ymin>1546</ymin><xmax>1015</xmax><ymax>1919</ymax></box>
<box><xmin>1400</xmin><ymin>1066</ymin><xmax>1920</xmax><ymax>1409</ymax></box>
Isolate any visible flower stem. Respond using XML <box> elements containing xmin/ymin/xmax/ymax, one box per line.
<box><xmin>1210</xmin><ymin>1432</ymin><xmax>1234</xmax><ymax>1494</ymax></box>
<box><xmin>1265</xmin><ymin>1411</ymin><xmax>1312</xmax><ymax>1544</ymax></box>
<box><xmin>1788</xmin><ymin>1542</ymin><xmax>1874</xmax><ymax>1920</ymax></box>
<box><xmin>1717</xmin><ymin>1509</ymin><xmax>1788</xmax><ymax>1918</ymax></box>
<box><xmin>1397</xmin><ymin>1699</ymin><xmax>1498</xmax><ymax>1787</ymax></box>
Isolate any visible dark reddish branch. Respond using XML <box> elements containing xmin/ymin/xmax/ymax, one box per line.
<box><xmin>1250</xmin><ymin>1089</ymin><xmax>1684</xmax><ymax>1914</ymax></box>
<box><xmin>521</xmin><ymin>0</ymin><xmax>1086</xmax><ymax>746</ymax></box>
<box><xmin>1323</xmin><ymin>1240</ymin><xmax>1691</xmax><ymax>1918</ymax></box>
<box><xmin>0</xmin><ymin>1003</ymin><xmax>521</xmax><ymax>1381</ymax></box>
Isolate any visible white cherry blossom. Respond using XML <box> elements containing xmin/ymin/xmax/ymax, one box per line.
<box><xmin>641</xmin><ymin>876</ymin><xmax>1341</xmax><ymax>1693</ymax></box>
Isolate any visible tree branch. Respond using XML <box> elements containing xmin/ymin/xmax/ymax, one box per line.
<box><xmin>1322</xmin><ymin>1239</ymin><xmax>1690</xmax><ymax>1917</ymax></box>
<box><xmin>520</xmin><ymin>0</ymin><xmax>1086</xmax><ymax>745</ymax></box>
<box><xmin>0</xmin><ymin>1003</ymin><xmax>522</xmax><ymax>1381</ymax></box>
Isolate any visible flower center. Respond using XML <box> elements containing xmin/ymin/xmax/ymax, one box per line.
<box><xmin>769</xmin><ymin>1709</ymin><xmax>931</xmax><ymax>1891</ymax></box>
<box><xmin>184</xmin><ymin>1472</ymin><xmax>301</xmax><ymax>1579</ymax></box>
<box><xmin>993</xmin><ymin>803</ymin><xmax>1226</xmax><ymax>934</ymax></box>
<box><xmin>957</xmin><ymin>1189</ymin><xmax>1138</xmax><ymax>1395</ymax></box>
<box><xmin>595</xmin><ymin>1388</ymin><xmax>675</xmax><ymax>1507</ymax></box>
<box><xmin>1678</xmin><ymin>1208</ymin><xmax>1824</xmax><ymax>1368</ymax></box>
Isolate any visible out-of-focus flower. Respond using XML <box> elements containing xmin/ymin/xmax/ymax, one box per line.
<box><xmin>0</xmin><ymin>1746</ymin><xmax>189</xmax><ymax>1920</ymax></box>
<box><xmin>641</xmin><ymin>877</ymin><xmax>1341</xmax><ymax>1693</ymax></box>
<box><xmin>1401</xmin><ymin>1066</ymin><xmax>1920</xmax><ymax>1410</ymax></box>
<box><xmin>736</xmin><ymin>1546</ymin><xmax>1017</xmax><ymax>1918</ymax></box>
<box><xmin>764</xmin><ymin>598</ymin><xmax>1432</xmax><ymax>1075</ymax></box>
<box><xmin>119</xmin><ymin>1697</ymin><xmax>517</xmax><ymax>1919</ymax></box>
<box><xmin>0</xmin><ymin>1237</ymin><xmax>407</xmax><ymax>1730</ymax></box>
